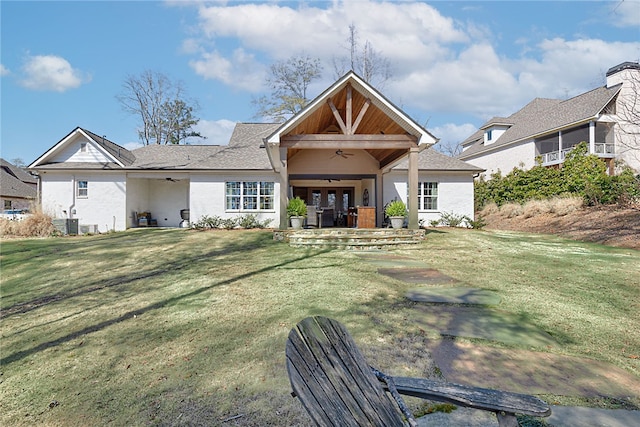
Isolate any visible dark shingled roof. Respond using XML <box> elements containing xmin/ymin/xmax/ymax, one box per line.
<box><xmin>393</xmin><ymin>148</ymin><xmax>484</xmax><ymax>172</ymax></box>
<box><xmin>459</xmin><ymin>84</ymin><xmax>621</xmax><ymax>160</ymax></box>
<box><xmin>1</xmin><ymin>158</ymin><xmax>37</xmax><ymax>199</ymax></box>
<box><xmin>129</xmin><ymin>145</ymin><xmax>225</xmax><ymax>169</ymax></box>
<box><xmin>127</xmin><ymin>123</ymin><xmax>279</xmax><ymax>170</ymax></box>
<box><xmin>190</xmin><ymin>123</ymin><xmax>279</xmax><ymax>170</ymax></box>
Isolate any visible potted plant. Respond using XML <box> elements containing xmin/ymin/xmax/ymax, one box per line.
<box><xmin>287</xmin><ymin>197</ymin><xmax>307</xmax><ymax>229</ymax></box>
<box><xmin>385</xmin><ymin>200</ymin><xmax>407</xmax><ymax>229</ymax></box>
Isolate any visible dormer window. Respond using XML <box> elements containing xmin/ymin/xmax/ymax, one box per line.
<box><xmin>481</xmin><ymin>121</ymin><xmax>511</xmax><ymax>145</ymax></box>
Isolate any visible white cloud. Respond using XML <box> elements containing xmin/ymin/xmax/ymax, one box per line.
<box><xmin>0</xmin><ymin>64</ymin><xmax>9</xmax><ymax>76</ymax></box>
<box><xmin>123</xmin><ymin>141</ymin><xmax>144</xmax><ymax>151</ymax></box>
<box><xmin>432</xmin><ymin>122</ymin><xmax>478</xmax><ymax>144</ymax></box>
<box><xmin>194</xmin><ymin>119</ymin><xmax>236</xmax><ymax>145</ymax></box>
<box><xmin>609</xmin><ymin>0</ymin><xmax>640</xmax><ymax>28</ymax></box>
<box><xmin>189</xmin><ymin>48</ymin><xmax>264</xmax><ymax>91</ymax></box>
<box><xmin>186</xmin><ymin>1</ymin><xmax>464</xmax><ymax>90</ymax></box>
<box><xmin>178</xmin><ymin>0</ymin><xmax>640</xmax><ymax>127</ymax></box>
<box><xmin>20</xmin><ymin>55</ymin><xmax>90</xmax><ymax>92</ymax></box>
<box><xmin>431</xmin><ymin>122</ymin><xmax>478</xmax><ymax>154</ymax></box>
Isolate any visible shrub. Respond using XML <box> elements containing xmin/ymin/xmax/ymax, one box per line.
<box><xmin>286</xmin><ymin>197</ymin><xmax>307</xmax><ymax>217</ymax></box>
<box><xmin>479</xmin><ymin>202</ymin><xmax>499</xmax><ymax>216</ymax></box>
<box><xmin>466</xmin><ymin>215</ymin><xmax>486</xmax><ymax>229</ymax></box>
<box><xmin>522</xmin><ymin>200</ymin><xmax>551</xmax><ymax>218</ymax></box>
<box><xmin>221</xmin><ymin>217</ymin><xmax>238</xmax><ymax>230</ymax></box>
<box><xmin>193</xmin><ymin>215</ymin><xmax>223</xmax><ymax>229</ymax></box>
<box><xmin>473</xmin><ymin>142</ymin><xmax>640</xmax><ymax>207</ymax></box>
<box><xmin>237</xmin><ymin>214</ymin><xmax>273</xmax><ymax>229</ymax></box>
<box><xmin>549</xmin><ymin>196</ymin><xmax>583</xmax><ymax>216</ymax></box>
<box><xmin>385</xmin><ymin>200</ymin><xmax>407</xmax><ymax>217</ymax></box>
<box><xmin>500</xmin><ymin>203</ymin><xmax>523</xmax><ymax>218</ymax></box>
<box><xmin>0</xmin><ymin>211</ymin><xmax>55</xmax><ymax>237</ymax></box>
<box><xmin>438</xmin><ymin>211</ymin><xmax>468</xmax><ymax>227</ymax></box>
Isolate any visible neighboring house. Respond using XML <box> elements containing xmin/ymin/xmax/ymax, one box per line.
<box><xmin>459</xmin><ymin>61</ymin><xmax>640</xmax><ymax>176</ymax></box>
<box><xmin>28</xmin><ymin>72</ymin><xmax>482</xmax><ymax>233</ymax></box>
<box><xmin>1</xmin><ymin>158</ymin><xmax>37</xmax><ymax>211</ymax></box>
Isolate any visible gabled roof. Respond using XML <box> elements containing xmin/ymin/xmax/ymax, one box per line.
<box><xmin>459</xmin><ymin>84</ymin><xmax>621</xmax><ymax>159</ymax></box>
<box><xmin>127</xmin><ymin>123</ymin><xmax>277</xmax><ymax>170</ymax></box>
<box><xmin>29</xmin><ymin>127</ymin><xmax>136</xmax><ymax>169</ymax></box>
<box><xmin>266</xmin><ymin>71</ymin><xmax>438</xmax><ymax>146</ymax></box>
<box><xmin>1</xmin><ymin>158</ymin><xmax>37</xmax><ymax>199</ymax></box>
<box><xmin>29</xmin><ymin>124</ymin><xmax>278</xmax><ymax>171</ymax></box>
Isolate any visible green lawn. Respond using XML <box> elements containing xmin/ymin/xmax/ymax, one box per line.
<box><xmin>1</xmin><ymin>228</ymin><xmax>638</xmax><ymax>426</ymax></box>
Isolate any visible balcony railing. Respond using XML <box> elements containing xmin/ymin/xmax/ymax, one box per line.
<box><xmin>594</xmin><ymin>142</ymin><xmax>615</xmax><ymax>156</ymax></box>
<box><xmin>540</xmin><ymin>143</ymin><xmax>615</xmax><ymax>165</ymax></box>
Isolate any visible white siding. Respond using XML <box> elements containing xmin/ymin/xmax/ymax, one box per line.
<box><xmin>190</xmin><ymin>172</ymin><xmax>280</xmax><ymax>227</ymax></box>
<box><xmin>51</xmin><ymin>134</ymin><xmax>114</xmax><ymax>164</ymax></box>
<box><xmin>465</xmin><ymin>141</ymin><xmax>535</xmax><ymax>177</ymax></box>
<box><xmin>41</xmin><ymin>171</ymin><xmax>127</xmax><ymax>232</ymax></box>
<box><xmin>151</xmin><ymin>179</ymin><xmax>189</xmax><ymax>227</ymax></box>
<box><xmin>384</xmin><ymin>171</ymin><xmax>476</xmax><ymax>225</ymax></box>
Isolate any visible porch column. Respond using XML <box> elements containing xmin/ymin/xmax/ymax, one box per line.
<box><xmin>278</xmin><ymin>147</ymin><xmax>289</xmax><ymax>229</ymax></box>
<box><xmin>589</xmin><ymin>121</ymin><xmax>596</xmax><ymax>154</ymax></box>
<box><xmin>408</xmin><ymin>147</ymin><xmax>419</xmax><ymax>229</ymax></box>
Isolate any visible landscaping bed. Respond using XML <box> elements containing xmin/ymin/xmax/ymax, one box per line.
<box><xmin>482</xmin><ymin>203</ymin><xmax>640</xmax><ymax>250</ymax></box>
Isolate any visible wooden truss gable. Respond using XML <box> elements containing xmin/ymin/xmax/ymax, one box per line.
<box><xmin>269</xmin><ymin>73</ymin><xmax>435</xmax><ymax>169</ymax></box>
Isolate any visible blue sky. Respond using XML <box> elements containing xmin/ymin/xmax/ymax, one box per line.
<box><xmin>1</xmin><ymin>0</ymin><xmax>639</xmax><ymax>165</ymax></box>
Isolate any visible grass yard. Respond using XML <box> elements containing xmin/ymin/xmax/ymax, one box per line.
<box><xmin>1</xmin><ymin>228</ymin><xmax>639</xmax><ymax>426</ymax></box>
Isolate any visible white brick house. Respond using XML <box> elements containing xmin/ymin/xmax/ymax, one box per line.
<box><xmin>29</xmin><ymin>72</ymin><xmax>482</xmax><ymax>233</ymax></box>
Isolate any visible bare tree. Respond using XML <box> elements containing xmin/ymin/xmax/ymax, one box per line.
<box><xmin>117</xmin><ymin>70</ymin><xmax>204</xmax><ymax>145</ymax></box>
<box><xmin>436</xmin><ymin>140</ymin><xmax>463</xmax><ymax>157</ymax></box>
<box><xmin>333</xmin><ymin>24</ymin><xmax>392</xmax><ymax>88</ymax></box>
<box><xmin>10</xmin><ymin>158</ymin><xmax>26</xmax><ymax>168</ymax></box>
<box><xmin>253</xmin><ymin>54</ymin><xmax>323</xmax><ymax>122</ymax></box>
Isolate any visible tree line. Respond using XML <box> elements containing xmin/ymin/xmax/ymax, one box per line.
<box><xmin>120</xmin><ymin>24</ymin><xmax>390</xmax><ymax>145</ymax></box>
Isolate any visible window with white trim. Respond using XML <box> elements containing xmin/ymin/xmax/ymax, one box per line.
<box><xmin>226</xmin><ymin>181</ymin><xmax>274</xmax><ymax>211</ymax></box>
<box><xmin>418</xmin><ymin>182</ymin><xmax>438</xmax><ymax>210</ymax></box>
<box><xmin>77</xmin><ymin>180</ymin><xmax>88</xmax><ymax>198</ymax></box>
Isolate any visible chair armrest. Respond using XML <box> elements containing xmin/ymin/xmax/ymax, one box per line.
<box><xmin>390</xmin><ymin>376</ymin><xmax>551</xmax><ymax>418</ymax></box>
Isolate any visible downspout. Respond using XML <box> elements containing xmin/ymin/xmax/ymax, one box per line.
<box><xmin>69</xmin><ymin>175</ymin><xmax>76</xmax><ymax>219</ymax></box>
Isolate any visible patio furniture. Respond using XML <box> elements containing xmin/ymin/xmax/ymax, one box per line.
<box><xmin>286</xmin><ymin>316</ymin><xmax>551</xmax><ymax>427</ymax></box>
<box><xmin>306</xmin><ymin>206</ymin><xmax>319</xmax><ymax>227</ymax></box>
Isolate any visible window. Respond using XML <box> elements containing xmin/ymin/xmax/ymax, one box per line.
<box><xmin>418</xmin><ymin>182</ymin><xmax>438</xmax><ymax>210</ymax></box>
<box><xmin>77</xmin><ymin>180</ymin><xmax>88</xmax><ymax>198</ymax></box>
<box><xmin>80</xmin><ymin>142</ymin><xmax>87</xmax><ymax>152</ymax></box>
<box><xmin>226</xmin><ymin>181</ymin><xmax>274</xmax><ymax>211</ymax></box>
<box><xmin>4</xmin><ymin>200</ymin><xmax>12</xmax><ymax>210</ymax></box>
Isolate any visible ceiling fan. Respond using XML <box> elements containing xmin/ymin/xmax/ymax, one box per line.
<box><xmin>331</xmin><ymin>149</ymin><xmax>354</xmax><ymax>159</ymax></box>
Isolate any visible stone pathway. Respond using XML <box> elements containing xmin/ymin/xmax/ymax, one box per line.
<box><xmin>356</xmin><ymin>251</ymin><xmax>640</xmax><ymax>424</ymax></box>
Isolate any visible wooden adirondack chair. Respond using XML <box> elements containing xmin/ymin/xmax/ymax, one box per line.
<box><xmin>286</xmin><ymin>316</ymin><xmax>551</xmax><ymax>427</ymax></box>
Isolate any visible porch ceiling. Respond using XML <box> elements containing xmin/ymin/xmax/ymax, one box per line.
<box><xmin>281</xmin><ymin>83</ymin><xmax>419</xmax><ymax>168</ymax></box>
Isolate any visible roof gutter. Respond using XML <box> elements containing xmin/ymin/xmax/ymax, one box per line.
<box><xmin>263</xmin><ymin>138</ymin><xmax>281</xmax><ymax>173</ymax></box>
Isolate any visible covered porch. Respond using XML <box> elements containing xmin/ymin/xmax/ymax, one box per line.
<box><xmin>265</xmin><ymin>72</ymin><xmax>437</xmax><ymax>230</ymax></box>
<box><xmin>125</xmin><ymin>173</ymin><xmax>190</xmax><ymax>228</ymax></box>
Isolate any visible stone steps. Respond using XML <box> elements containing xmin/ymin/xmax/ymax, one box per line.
<box><xmin>274</xmin><ymin>228</ymin><xmax>426</xmax><ymax>250</ymax></box>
